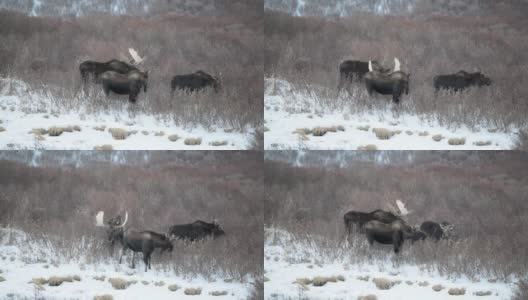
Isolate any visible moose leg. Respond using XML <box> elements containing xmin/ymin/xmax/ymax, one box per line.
<box><xmin>393</xmin><ymin>231</ymin><xmax>403</xmax><ymax>253</ymax></box>
<box><xmin>131</xmin><ymin>252</ymin><xmax>136</xmax><ymax>269</ymax></box>
<box><xmin>102</xmin><ymin>83</ymin><xmax>110</xmax><ymax>96</ymax></box>
<box><xmin>366</xmin><ymin>232</ymin><xmax>374</xmax><ymax>245</ymax></box>
<box><xmin>119</xmin><ymin>247</ymin><xmax>126</xmax><ymax>264</ymax></box>
<box><xmin>142</xmin><ymin>252</ymin><xmax>151</xmax><ymax>272</ymax></box>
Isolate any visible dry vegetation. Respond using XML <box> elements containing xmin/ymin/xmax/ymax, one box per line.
<box><xmin>264</xmin><ymin>5</ymin><xmax>528</xmax><ymax>144</ymax></box>
<box><xmin>265</xmin><ymin>152</ymin><xmax>528</xmax><ymax>285</ymax></box>
<box><xmin>0</xmin><ymin>152</ymin><xmax>263</xmax><ymax>285</ymax></box>
<box><xmin>0</xmin><ymin>4</ymin><xmax>263</xmax><ymax>132</ymax></box>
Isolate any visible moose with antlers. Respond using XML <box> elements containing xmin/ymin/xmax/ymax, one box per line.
<box><xmin>344</xmin><ymin>200</ymin><xmax>453</xmax><ymax>253</ymax></box>
<box><xmin>95</xmin><ymin>211</ymin><xmax>173</xmax><ymax>272</ymax></box>
<box><xmin>79</xmin><ymin>48</ymin><xmax>149</xmax><ymax>102</ymax></box>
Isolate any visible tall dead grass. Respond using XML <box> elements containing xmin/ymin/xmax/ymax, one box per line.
<box><xmin>265</xmin><ymin>152</ymin><xmax>528</xmax><ymax>279</ymax></box>
<box><xmin>264</xmin><ymin>9</ymin><xmax>528</xmax><ymax>131</ymax></box>
<box><xmin>0</xmin><ymin>9</ymin><xmax>263</xmax><ymax>131</ymax></box>
<box><xmin>0</xmin><ymin>151</ymin><xmax>263</xmax><ymax>281</ymax></box>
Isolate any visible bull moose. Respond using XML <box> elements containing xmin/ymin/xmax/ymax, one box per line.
<box><xmin>79</xmin><ymin>48</ymin><xmax>147</xmax><ymax>95</ymax></box>
<box><xmin>433</xmin><ymin>70</ymin><xmax>491</xmax><ymax>92</ymax></box>
<box><xmin>344</xmin><ymin>209</ymin><xmax>402</xmax><ymax>235</ymax></box>
<box><xmin>96</xmin><ymin>211</ymin><xmax>173</xmax><ymax>272</ymax></box>
<box><xmin>168</xmin><ymin>220</ymin><xmax>225</xmax><ymax>241</ymax></box>
<box><xmin>100</xmin><ymin>70</ymin><xmax>149</xmax><ymax>103</ymax></box>
<box><xmin>364</xmin><ymin>220</ymin><xmax>418</xmax><ymax>253</ymax></box>
<box><xmin>337</xmin><ymin>59</ymin><xmax>390</xmax><ymax>93</ymax></box>
<box><xmin>79</xmin><ymin>59</ymin><xmax>139</xmax><ymax>85</ymax></box>
<box><xmin>170</xmin><ymin>71</ymin><xmax>221</xmax><ymax>94</ymax></box>
<box><xmin>364</xmin><ymin>58</ymin><xmax>410</xmax><ymax>104</ymax></box>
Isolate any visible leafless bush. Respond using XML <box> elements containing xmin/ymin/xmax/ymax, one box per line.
<box><xmin>0</xmin><ymin>152</ymin><xmax>263</xmax><ymax>281</ymax></box>
<box><xmin>265</xmin><ymin>153</ymin><xmax>528</xmax><ymax>279</ymax></box>
<box><xmin>0</xmin><ymin>9</ymin><xmax>263</xmax><ymax>130</ymax></box>
<box><xmin>264</xmin><ymin>10</ymin><xmax>528</xmax><ymax>129</ymax></box>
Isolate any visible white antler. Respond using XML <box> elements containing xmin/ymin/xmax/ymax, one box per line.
<box><xmin>128</xmin><ymin>48</ymin><xmax>145</xmax><ymax>65</ymax></box>
<box><xmin>118</xmin><ymin>211</ymin><xmax>128</xmax><ymax>227</ymax></box>
<box><xmin>95</xmin><ymin>211</ymin><xmax>105</xmax><ymax>227</ymax></box>
<box><xmin>394</xmin><ymin>57</ymin><xmax>400</xmax><ymax>72</ymax></box>
<box><xmin>368</xmin><ymin>60</ymin><xmax>373</xmax><ymax>72</ymax></box>
<box><xmin>396</xmin><ymin>199</ymin><xmax>412</xmax><ymax>216</ymax></box>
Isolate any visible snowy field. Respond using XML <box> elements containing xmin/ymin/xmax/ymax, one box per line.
<box><xmin>0</xmin><ymin>227</ymin><xmax>254</xmax><ymax>300</ymax></box>
<box><xmin>264</xmin><ymin>227</ymin><xmax>516</xmax><ymax>300</ymax></box>
<box><xmin>0</xmin><ymin>78</ymin><xmax>254</xmax><ymax>150</ymax></box>
<box><xmin>264</xmin><ymin>78</ymin><xmax>519</xmax><ymax>150</ymax></box>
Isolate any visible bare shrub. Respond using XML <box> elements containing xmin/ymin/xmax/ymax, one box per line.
<box><xmin>209</xmin><ymin>290</ymin><xmax>228</xmax><ymax>296</ymax></box>
<box><xmin>513</xmin><ymin>280</ymin><xmax>528</xmax><ymax>300</ymax></box>
<box><xmin>372</xmin><ymin>128</ymin><xmax>394</xmax><ymax>140</ymax></box>
<box><xmin>108</xmin><ymin>278</ymin><xmax>128</xmax><ymax>290</ymax></box>
<box><xmin>93</xmin><ymin>295</ymin><xmax>113</xmax><ymax>300</ymax></box>
<box><xmin>168</xmin><ymin>284</ymin><xmax>180</xmax><ymax>292</ymax></box>
<box><xmin>168</xmin><ymin>134</ymin><xmax>180</xmax><ymax>142</ymax></box>
<box><xmin>265</xmin><ymin>153</ymin><xmax>528</xmax><ymax>281</ymax></box>
<box><xmin>0</xmin><ymin>152</ymin><xmax>263</xmax><ymax>284</ymax></box>
<box><xmin>48</xmin><ymin>127</ymin><xmax>64</xmax><ymax>137</ymax></box>
<box><xmin>108</xmin><ymin>128</ymin><xmax>128</xmax><ymax>140</ymax></box>
<box><xmin>473</xmin><ymin>140</ymin><xmax>491</xmax><ymax>146</ymax></box>
<box><xmin>184</xmin><ymin>288</ymin><xmax>202</xmax><ymax>295</ymax></box>
<box><xmin>210</xmin><ymin>140</ymin><xmax>228</xmax><ymax>146</ymax></box>
<box><xmin>93</xmin><ymin>145</ymin><xmax>113</xmax><ymax>150</ymax></box>
<box><xmin>448</xmin><ymin>137</ymin><xmax>466</xmax><ymax>145</ymax></box>
<box><xmin>432</xmin><ymin>134</ymin><xmax>444</xmax><ymax>142</ymax></box>
<box><xmin>264</xmin><ymin>10</ymin><xmax>528</xmax><ymax>130</ymax></box>
<box><xmin>358</xmin><ymin>295</ymin><xmax>377</xmax><ymax>300</ymax></box>
<box><xmin>0</xmin><ymin>9</ymin><xmax>263</xmax><ymax>131</ymax></box>
<box><xmin>448</xmin><ymin>287</ymin><xmax>466</xmax><ymax>295</ymax></box>
<box><xmin>184</xmin><ymin>137</ymin><xmax>202</xmax><ymax>145</ymax></box>
<box><xmin>357</xmin><ymin>144</ymin><xmax>377</xmax><ymax>150</ymax></box>
<box><xmin>372</xmin><ymin>278</ymin><xmax>393</xmax><ymax>290</ymax></box>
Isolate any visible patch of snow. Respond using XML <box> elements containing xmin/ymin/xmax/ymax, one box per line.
<box><xmin>0</xmin><ymin>78</ymin><xmax>254</xmax><ymax>150</ymax></box>
<box><xmin>0</xmin><ymin>227</ymin><xmax>253</xmax><ymax>300</ymax></box>
<box><xmin>264</xmin><ymin>227</ymin><xmax>516</xmax><ymax>300</ymax></box>
<box><xmin>264</xmin><ymin>78</ymin><xmax>519</xmax><ymax>150</ymax></box>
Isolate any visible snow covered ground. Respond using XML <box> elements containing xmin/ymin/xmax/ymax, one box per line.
<box><xmin>264</xmin><ymin>78</ymin><xmax>519</xmax><ymax>150</ymax></box>
<box><xmin>0</xmin><ymin>227</ymin><xmax>254</xmax><ymax>300</ymax></box>
<box><xmin>0</xmin><ymin>78</ymin><xmax>254</xmax><ymax>150</ymax></box>
<box><xmin>264</xmin><ymin>227</ymin><xmax>516</xmax><ymax>300</ymax></box>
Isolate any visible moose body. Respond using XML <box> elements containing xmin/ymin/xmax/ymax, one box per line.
<box><xmin>364</xmin><ymin>220</ymin><xmax>409</xmax><ymax>253</ymax></box>
<box><xmin>433</xmin><ymin>70</ymin><xmax>491</xmax><ymax>92</ymax></box>
<box><xmin>109</xmin><ymin>228</ymin><xmax>173</xmax><ymax>272</ymax></box>
<box><xmin>170</xmin><ymin>71</ymin><xmax>220</xmax><ymax>94</ymax></box>
<box><xmin>365</xmin><ymin>70</ymin><xmax>410</xmax><ymax>104</ymax></box>
<box><xmin>100</xmin><ymin>70</ymin><xmax>148</xmax><ymax>103</ymax></box>
<box><xmin>338</xmin><ymin>60</ymin><xmax>390</xmax><ymax>93</ymax></box>
<box><xmin>79</xmin><ymin>59</ymin><xmax>139</xmax><ymax>85</ymax></box>
<box><xmin>168</xmin><ymin>220</ymin><xmax>225</xmax><ymax>241</ymax></box>
<box><xmin>97</xmin><ymin>211</ymin><xmax>172</xmax><ymax>272</ymax></box>
<box><xmin>344</xmin><ymin>209</ymin><xmax>402</xmax><ymax>234</ymax></box>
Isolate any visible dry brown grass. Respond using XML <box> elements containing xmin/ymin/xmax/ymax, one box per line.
<box><xmin>93</xmin><ymin>295</ymin><xmax>113</xmax><ymax>300</ymax></box>
<box><xmin>372</xmin><ymin>277</ymin><xmax>393</xmax><ymax>290</ymax></box>
<box><xmin>0</xmin><ymin>9</ymin><xmax>263</xmax><ymax>131</ymax></box>
<box><xmin>184</xmin><ymin>288</ymin><xmax>202</xmax><ymax>295</ymax></box>
<box><xmin>108</xmin><ymin>278</ymin><xmax>128</xmax><ymax>290</ymax></box>
<box><xmin>0</xmin><ymin>152</ymin><xmax>263</xmax><ymax>282</ymax></box>
<box><xmin>448</xmin><ymin>137</ymin><xmax>466</xmax><ymax>145</ymax></box>
<box><xmin>108</xmin><ymin>128</ymin><xmax>128</xmax><ymax>140</ymax></box>
<box><xmin>184</xmin><ymin>137</ymin><xmax>202</xmax><ymax>145</ymax></box>
<box><xmin>264</xmin><ymin>10</ymin><xmax>528</xmax><ymax>130</ymax></box>
<box><xmin>448</xmin><ymin>287</ymin><xmax>466</xmax><ymax>295</ymax></box>
<box><xmin>93</xmin><ymin>145</ymin><xmax>113</xmax><ymax>150</ymax></box>
<box><xmin>265</xmin><ymin>152</ymin><xmax>528</xmax><ymax>280</ymax></box>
